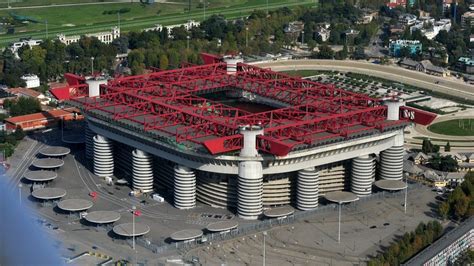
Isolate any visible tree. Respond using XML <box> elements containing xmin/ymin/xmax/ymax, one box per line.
<box><xmin>445</xmin><ymin>141</ymin><xmax>451</xmax><ymax>152</ymax></box>
<box><xmin>316</xmin><ymin>44</ymin><xmax>335</xmax><ymax>59</ymax></box>
<box><xmin>13</xmin><ymin>126</ymin><xmax>25</xmax><ymax>141</ymax></box>
<box><xmin>438</xmin><ymin>201</ymin><xmax>449</xmax><ymax>220</ymax></box>
<box><xmin>454</xmin><ymin>195</ymin><xmax>469</xmax><ymax>219</ymax></box>
<box><xmin>5</xmin><ymin>97</ymin><xmax>42</xmax><ymax>117</ymax></box>
<box><xmin>422</xmin><ymin>139</ymin><xmax>434</xmax><ymax>153</ymax></box>
<box><xmin>159</xmin><ymin>54</ymin><xmax>169</xmax><ymax>70</ymax></box>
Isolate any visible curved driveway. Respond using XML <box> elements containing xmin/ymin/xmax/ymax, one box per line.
<box><xmin>255</xmin><ymin>60</ymin><xmax>474</xmax><ymax>101</ymax></box>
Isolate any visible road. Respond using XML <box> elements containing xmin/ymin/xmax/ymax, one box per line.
<box><xmin>255</xmin><ymin>60</ymin><xmax>474</xmax><ymax>101</ymax></box>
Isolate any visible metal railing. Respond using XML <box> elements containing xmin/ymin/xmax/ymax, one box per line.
<box><xmin>133</xmin><ymin>183</ymin><xmax>422</xmax><ymax>255</ymax></box>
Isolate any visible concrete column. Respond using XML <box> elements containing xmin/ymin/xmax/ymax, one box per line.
<box><xmin>385</xmin><ymin>98</ymin><xmax>405</xmax><ymax>121</ymax></box>
<box><xmin>86</xmin><ymin>78</ymin><xmax>107</xmax><ymax>98</ymax></box>
<box><xmin>380</xmin><ymin>130</ymin><xmax>404</xmax><ymax>181</ymax></box>
<box><xmin>93</xmin><ymin>135</ymin><xmax>113</xmax><ymax>177</ymax></box>
<box><xmin>351</xmin><ymin>155</ymin><xmax>375</xmax><ymax>196</ymax></box>
<box><xmin>237</xmin><ymin>125</ymin><xmax>264</xmax><ymax>220</ymax></box>
<box><xmin>132</xmin><ymin>149</ymin><xmax>153</xmax><ymax>193</ymax></box>
<box><xmin>85</xmin><ymin>123</ymin><xmax>94</xmax><ymax>160</ymax></box>
<box><xmin>296</xmin><ymin>167</ymin><xmax>319</xmax><ymax>210</ymax></box>
<box><xmin>174</xmin><ymin>165</ymin><xmax>196</xmax><ymax>209</ymax></box>
<box><xmin>238</xmin><ymin>161</ymin><xmax>263</xmax><ymax>219</ymax></box>
<box><xmin>379</xmin><ymin>146</ymin><xmax>404</xmax><ymax>181</ymax></box>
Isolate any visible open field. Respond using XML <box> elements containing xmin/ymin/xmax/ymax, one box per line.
<box><xmin>428</xmin><ymin>119</ymin><xmax>474</xmax><ymax>136</ymax></box>
<box><xmin>0</xmin><ymin>0</ymin><xmax>313</xmax><ymax>46</ymax></box>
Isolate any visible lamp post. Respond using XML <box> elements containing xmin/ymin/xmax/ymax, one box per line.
<box><xmin>132</xmin><ymin>205</ymin><xmax>136</xmax><ymax>250</ymax></box>
<box><xmin>187</xmin><ymin>35</ymin><xmax>190</xmax><ymax>49</ymax></box>
<box><xmin>263</xmin><ymin>231</ymin><xmax>267</xmax><ymax>266</ymax></box>
<box><xmin>18</xmin><ymin>183</ymin><xmax>22</xmax><ymax>206</ymax></box>
<box><xmin>404</xmin><ymin>173</ymin><xmax>408</xmax><ymax>214</ymax></box>
<box><xmin>338</xmin><ymin>203</ymin><xmax>341</xmax><ymax>243</ymax></box>
<box><xmin>246</xmin><ymin>27</ymin><xmax>249</xmax><ymax>48</ymax></box>
<box><xmin>301</xmin><ymin>30</ymin><xmax>305</xmax><ymax>47</ymax></box>
<box><xmin>90</xmin><ymin>57</ymin><xmax>95</xmax><ymax>76</ymax></box>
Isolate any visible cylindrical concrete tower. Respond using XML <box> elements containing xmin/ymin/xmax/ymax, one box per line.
<box><xmin>385</xmin><ymin>98</ymin><xmax>405</xmax><ymax>121</ymax></box>
<box><xmin>239</xmin><ymin>125</ymin><xmax>264</xmax><ymax>157</ymax></box>
<box><xmin>85</xmin><ymin>123</ymin><xmax>94</xmax><ymax>160</ymax></box>
<box><xmin>296</xmin><ymin>167</ymin><xmax>319</xmax><ymax>210</ymax></box>
<box><xmin>238</xmin><ymin>161</ymin><xmax>263</xmax><ymax>219</ymax></box>
<box><xmin>351</xmin><ymin>155</ymin><xmax>375</xmax><ymax>196</ymax></box>
<box><xmin>237</xmin><ymin>125</ymin><xmax>264</xmax><ymax>220</ymax></box>
<box><xmin>224</xmin><ymin>57</ymin><xmax>243</xmax><ymax>75</ymax></box>
<box><xmin>174</xmin><ymin>165</ymin><xmax>196</xmax><ymax>209</ymax></box>
<box><xmin>86</xmin><ymin>78</ymin><xmax>107</xmax><ymax>98</ymax></box>
<box><xmin>379</xmin><ymin>146</ymin><xmax>404</xmax><ymax>181</ymax></box>
<box><xmin>132</xmin><ymin>149</ymin><xmax>153</xmax><ymax>193</ymax></box>
<box><xmin>93</xmin><ymin>135</ymin><xmax>113</xmax><ymax>177</ymax></box>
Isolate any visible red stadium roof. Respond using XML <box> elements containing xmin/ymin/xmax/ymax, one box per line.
<box><xmin>69</xmin><ymin>61</ymin><xmax>421</xmax><ymax>156</ymax></box>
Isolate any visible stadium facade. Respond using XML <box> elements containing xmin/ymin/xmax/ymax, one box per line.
<box><xmin>65</xmin><ymin>55</ymin><xmax>435</xmax><ymax>220</ymax></box>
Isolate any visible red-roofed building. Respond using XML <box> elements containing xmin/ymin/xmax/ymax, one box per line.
<box><xmin>7</xmin><ymin>87</ymin><xmax>50</xmax><ymax>105</ymax></box>
<box><xmin>387</xmin><ymin>0</ymin><xmax>407</xmax><ymax>8</ymax></box>
<box><xmin>4</xmin><ymin>108</ymin><xmax>83</xmax><ymax>131</ymax></box>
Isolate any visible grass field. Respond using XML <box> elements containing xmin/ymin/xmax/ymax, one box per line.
<box><xmin>0</xmin><ymin>0</ymin><xmax>314</xmax><ymax>46</ymax></box>
<box><xmin>427</xmin><ymin>119</ymin><xmax>474</xmax><ymax>136</ymax></box>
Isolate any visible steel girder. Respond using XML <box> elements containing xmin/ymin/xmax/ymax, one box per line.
<box><xmin>74</xmin><ymin>62</ymin><xmax>405</xmax><ymax>156</ymax></box>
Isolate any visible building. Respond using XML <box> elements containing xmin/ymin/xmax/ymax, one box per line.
<box><xmin>358</xmin><ymin>10</ymin><xmax>379</xmax><ymax>24</ymax></box>
<box><xmin>314</xmin><ymin>23</ymin><xmax>331</xmax><ymax>42</ymax></box>
<box><xmin>7</xmin><ymin>87</ymin><xmax>50</xmax><ymax>105</ymax></box>
<box><xmin>4</xmin><ymin>108</ymin><xmax>83</xmax><ymax>131</ymax></box>
<box><xmin>143</xmin><ymin>20</ymin><xmax>200</xmax><ymax>38</ymax></box>
<box><xmin>419</xmin><ymin>60</ymin><xmax>450</xmax><ymax>77</ymax></box>
<box><xmin>284</xmin><ymin>21</ymin><xmax>305</xmax><ymax>43</ymax></box>
<box><xmin>456</xmin><ymin>57</ymin><xmax>474</xmax><ymax>74</ymax></box>
<box><xmin>461</xmin><ymin>11</ymin><xmax>474</xmax><ymax>28</ymax></box>
<box><xmin>57</xmin><ymin>27</ymin><xmax>120</xmax><ymax>45</ymax></box>
<box><xmin>62</xmin><ymin>54</ymin><xmax>436</xmax><ymax>220</ymax></box>
<box><xmin>390</xmin><ymin>40</ymin><xmax>422</xmax><ymax>57</ymax></box>
<box><xmin>20</xmin><ymin>74</ymin><xmax>40</xmax><ymax>89</ymax></box>
<box><xmin>410</xmin><ymin>18</ymin><xmax>451</xmax><ymax>40</ymax></box>
<box><xmin>387</xmin><ymin>0</ymin><xmax>407</xmax><ymax>8</ymax></box>
<box><xmin>399</xmin><ymin>14</ymin><xmax>418</xmax><ymax>26</ymax></box>
<box><xmin>9</xmin><ymin>38</ymin><xmax>42</xmax><ymax>59</ymax></box>
<box><xmin>404</xmin><ymin>216</ymin><xmax>474</xmax><ymax>266</ymax></box>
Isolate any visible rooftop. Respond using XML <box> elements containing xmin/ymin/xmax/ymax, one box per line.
<box><xmin>403</xmin><ymin>216</ymin><xmax>474</xmax><ymax>265</ymax></box>
<box><xmin>5</xmin><ymin>109</ymin><xmax>74</xmax><ymax>124</ymax></box>
<box><xmin>68</xmin><ymin>59</ymin><xmax>410</xmax><ymax>156</ymax></box>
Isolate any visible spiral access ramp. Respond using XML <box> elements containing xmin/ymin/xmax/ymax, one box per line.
<box><xmin>237</xmin><ymin>161</ymin><xmax>263</xmax><ymax>220</ymax></box>
<box><xmin>173</xmin><ymin>165</ymin><xmax>196</xmax><ymax>209</ymax></box>
<box><xmin>351</xmin><ymin>156</ymin><xmax>375</xmax><ymax>196</ymax></box>
<box><xmin>379</xmin><ymin>146</ymin><xmax>404</xmax><ymax>181</ymax></box>
<box><xmin>85</xmin><ymin>124</ymin><xmax>94</xmax><ymax>160</ymax></box>
<box><xmin>93</xmin><ymin>135</ymin><xmax>113</xmax><ymax>177</ymax></box>
<box><xmin>132</xmin><ymin>150</ymin><xmax>153</xmax><ymax>193</ymax></box>
<box><xmin>296</xmin><ymin>167</ymin><xmax>319</xmax><ymax>210</ymax></box>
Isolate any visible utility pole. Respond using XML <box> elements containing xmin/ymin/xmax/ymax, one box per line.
<box><xmin>132</xmin><ymin>205</ymin><xmax>136</xmax><ymax>250</ymax></box>
<box><xmin>18</xmin><ymin>183</ymin><xmax>22</xmax><ymax>206</ymax></box>
<box><xmin>262</xmin><ymin>231</ymin><xmax>267</xmax><ymax>266</ymax></box>
<box><xmin>246</xmin><ymin>27</ymin><xmax>249</xmax><ymax>48</ymax></box>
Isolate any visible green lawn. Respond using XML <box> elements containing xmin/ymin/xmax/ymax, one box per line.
<box><xmin>427</xmin><ymin>119</ymin><xmax>474</xmax><ymax>136</ymax></box>
<box><xmin>281</xmin><ymin>70</ymin><xmax>325</xmax><ymax>77</ymax></box>
<box><xmin>0</xmin><ymin>0</ymin><xmax>313</xmax><ymax>46</ymax></box>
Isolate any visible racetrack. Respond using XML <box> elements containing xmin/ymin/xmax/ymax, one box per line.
<box><xmin>255</xmin><ymin>60</ymin><xmax>474</xmax><ymax>101</ymax></box>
